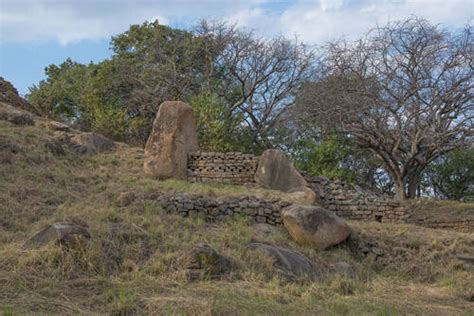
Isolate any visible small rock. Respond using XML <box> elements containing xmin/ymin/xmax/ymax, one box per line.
<box><xmin>24</xmin><ymin>223</ymin><xmax>91</xmax><ymax>248</ymax></box>
<box><xmin>49</xmin><ymin>121</ymin><xmax>70</xmax><ymax>131</ymax></box>
<box><xmin>246</xmin><ymin>242</ymin><xmax>321</xmax><ymax>282</ymax></box>
<box><xmin>179</xmin><ymin>244</ymin><xmax>233</xmax><ymax>280</ymax></box>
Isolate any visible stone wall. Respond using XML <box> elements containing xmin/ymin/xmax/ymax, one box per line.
<box><xmin>156</xmin><ymin>194</ymin><xmax>291</xmax><ymax>225</ymax></box>
<box><xmin>187</xmin><ymin>152</ymin><xmax>259</xmax><ymax>184</ymax></box>
<box><xmin>411</xmin><ymin>218</ymin><xmax>474</xmax><ymax>233</ymax></box>
<box><xmin>305</xmin><ymin>176</ymin><xmax>408</xmax><ymax>223</ymax></box>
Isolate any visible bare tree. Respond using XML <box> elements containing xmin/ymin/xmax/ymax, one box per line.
<box><xmin>296</xmin><ymin>18</ymin><xmax>473</xmax><ymax>200</ymax></box>
<box><xmin>196</xmin><ymin>20</ymin><xmax>315</xmax><ymax>148</ymax></box>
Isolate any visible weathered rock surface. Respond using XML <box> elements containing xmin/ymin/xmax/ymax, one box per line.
<box><xmin>0</xmin><ymin>102</ymin><xmax>34</xmax><ymax>126</ymax></box>
<box><xmin>179</xmin><ymin>244</ymin><xmax>233</xmax><ymax>280</ymax></box>
<box><xmin>144</xmin><ymin>101</ymin><xmax>199</xmax><ymax>180</ymax></box>
<box><xmin>49</xmin><ymin>120</ymin><xmax>70</xmax><ymax>132</ymax></box>
<box><xmin>24</xmin><ymin>223</ymin><xmax>91</xmax><ymax>248</ymax></box>
<box><xmin>286</xmin><ymin>186</ymin><xmax>318</xmax><ymax>205</ymax></box>
<box><xmin>0</xmin><ymin>77</ymin><xmax>38</xmax><ymax>114</ymax></box>
<box><xmin>70</xmin><ymin>132</ymin><xmax>115</xmax><ymax>155</ymax></box>
<box><xmin>281</xmin><ymin>204</ymin><xmax>351</xmax><ymax>250</ymax></box>
<box><xmin>255</xmin><ymin>149</ymin><xmax>319</xmax><ymax>205</ymax></box>
<box><xmin>255</xmin><ymin>149</ymin><xmax>308</xmax><ymax>192</ymax></box>
<box><xmin>247</xmin><ymin>242</ymin><xmax>321</xmax><ymax>281</ymax></box>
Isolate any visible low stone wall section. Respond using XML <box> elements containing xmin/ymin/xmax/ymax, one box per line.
<box><xmin>410</xmin><ymin>218</ymin><xmax>474</xmax><ymax>233</ymax></box>
<box><xmin>187</xmin><ymin>152</ymin><xmax>259</xmax><ymax>184</ymax></box>
<box><xmin>156</xmin><ymin>194</ymin><xmax>291</xmax><ymax>225</ymax></box>
<box><xmin>305</xmin><ymin>176</ymin><xmax>408</xmax><ymax>223</ymax></box>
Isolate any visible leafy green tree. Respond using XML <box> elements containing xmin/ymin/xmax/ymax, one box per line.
<box><xmin>26</xmin><ymin>20</ymin><xmax>313</xmax><ymax>150</ymax></box>
<box><xmin>426</xmin><ymin>147</ymin><xmax>474</xmax><ymax>201</ymax></box>
<box><xmin>190</xmin><ymin>92</ymin><xmax>258</xmax><ymax>153</ymax></box>
<box><xmin>293</xmin><ymin>136</ymin><xmax>356</xmax><ymax>183</ymax></box>
<box><xmin>27</xmin><ymin>58</ymin><xmax>90</xmax><ymax>122</ymax></box>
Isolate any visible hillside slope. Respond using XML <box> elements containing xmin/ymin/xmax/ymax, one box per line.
<box><xmin>0</xmin><ymin>102</ymin><xmax>473</xmax><ymax>315</ymax></box>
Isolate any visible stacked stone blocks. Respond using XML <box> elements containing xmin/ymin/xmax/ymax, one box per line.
<box><xmin>305</xmin><ymin>176</ymin><xmax>408</xmax><ymax>223</ymax></box>
<box><xmin>187</xmin><ymin>152</ymin><xmax>259</xmax><ymax>184</ymax></box>
<box><xmin>157</xmin><ymin>194</ymin><xmax>290</xmax><ymax>225</ymax></box>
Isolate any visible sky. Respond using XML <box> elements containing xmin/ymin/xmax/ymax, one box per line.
<box><xmin>0</xmin><ymin>0</ymin><xmax>472</xmax><ymax>95</ymax></box>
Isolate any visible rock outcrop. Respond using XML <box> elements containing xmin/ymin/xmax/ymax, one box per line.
<box><xmin>0</xmin><ymin>77</ymin><xmax>38</xmax><ymax>114</ymax></box>
<box><xmin>281</xmin><ymin>204</ymin><xmax>351</xmax><ymax>250</ymax></box>
<box><xmin>0</xmin><ymin>102</ymin><xmax>34</xmax><ymax>126</ymax></box>
<box><xmin>144</xmin><ymin>101</ymin><xmax>199</xmax><ymax>180</ymax></box>
<box><xmin>70</xmin><ymin>132</ymin><xmax>116</xmax><ymax>155</ymax></box>
<box><xmin>246</xmin><ymin>242</ymin><xmax>321</xmax><ymax>281</ymax></box>
<box><xmin>179</xmin><ymin>244</ymin><xmax>233</xmax><ymax>280</ymax></box>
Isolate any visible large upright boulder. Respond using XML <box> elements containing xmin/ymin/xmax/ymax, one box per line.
<box><xmin>255</xmin><ymin>149</ymin><xmax>308</xmax><ymax>192</ymax></box>
<box><xmin>255</xmin><ymin>149</ymin><xmax>317</xmax><ymax>204</ymax></box>
<box><xmin>281</xmin><ymin>204</ymin><xmax>351</xmax><ymax>250</ymax></box>
<box><xmin>144</xmin><ymin>101</ymin><xmax>199</xmax><ymax>180</ymax></box>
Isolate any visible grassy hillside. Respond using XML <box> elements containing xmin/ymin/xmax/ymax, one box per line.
<box><xmin>0</xmin><ymin>113</ymin><xmax>473</xmax><ymax>315</ymax></box>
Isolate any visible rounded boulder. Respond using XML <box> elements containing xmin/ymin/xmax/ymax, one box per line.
<box><xmin>281</xmin><ymin>204</ymin><xmax>351</xmax><ymax>250</ymax></box>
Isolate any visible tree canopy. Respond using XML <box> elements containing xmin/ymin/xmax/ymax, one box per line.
<box><xmin>294</xmin><ymin>18</ymin><xmax>473</xmax><ymax>199</ymax></box>
<box><xmin>26</xmin><ymin>17</ymin><xmax>473</xmax><ymax>200</ymax></box>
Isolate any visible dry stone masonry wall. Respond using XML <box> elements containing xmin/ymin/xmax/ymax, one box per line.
<box><xmin>182</xmin><ymin>150</ymin><xmax>471</xmax><ymax>232</ymax></box>
<box><xmin>187</xmin><ymin>152</ymin><xmax>259</xmax><ymax>184</ymax></box>
<box><xmin>305</xmin><ymin>176</ymin><xmax>408</xmax><ymax>223</ymax></box>
<box><xmin>410</xmin><ymin>217</ymin><xmax>474</xmax><ymax>233</ymax></box>
<box><xmin>156</xmin><ymin>194</ymin><xmax>291</xmax><ymax>225</ymax></box>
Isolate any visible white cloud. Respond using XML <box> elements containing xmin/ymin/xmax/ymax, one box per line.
<box><xmin>0</xmin><ymin>0</ymin><xmax>263</xmax><ymax>44</ymax></box>
<box><xmin>229</xmin><ymin>0</ymin><xmax>473</xmax><ymax>44</ymax></box>
<box><xmin>0</xmin><ymin>0</ymin><xmax>472</xmax><ymax>45</ymax></box>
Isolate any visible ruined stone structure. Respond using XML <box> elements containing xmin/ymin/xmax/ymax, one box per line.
<box><xmin>156</xmin><ymin>193</ymin><xmax>290</xmax><ymax>225</ymax></box>
<box><xmin>187</xmin><ymin>152</ymin><xmax>259</xmax><ymax>184</ymax></box>
<box><xmin>144</xmin><ymin>103</ymin><xmax>473</xmax><ymax>232</ymax></box>
<box><xmin>184</xmin><ymin>151</ymin><xmax>409</xmax><ymax>223</ymax></box>
<box><xmin>305</xmin><ymin>176</ymin><xmax>408</xmax><ymax>223</ymax></box>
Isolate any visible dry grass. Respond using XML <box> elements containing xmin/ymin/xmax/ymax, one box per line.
<box><xmin>0</xmin><ymin>117</ymin><xmax>473</xmax><ymax>315</ymax></box>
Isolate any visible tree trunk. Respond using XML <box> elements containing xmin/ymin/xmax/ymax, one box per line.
<box><xmin>393</xmin><ymin>178</ymin><xmax>406</xmax><ymax>200</ymax></box>
<box><xmin>406</xmin><ymin>172</ymin><xmax>421</xmax><ymax>199</ymax></box>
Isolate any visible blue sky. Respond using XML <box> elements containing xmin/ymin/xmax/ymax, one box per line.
<box><xmin>1</xmin><ymin>0</ymin><xmax>472</xmax><ymax>95</ymax></box>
